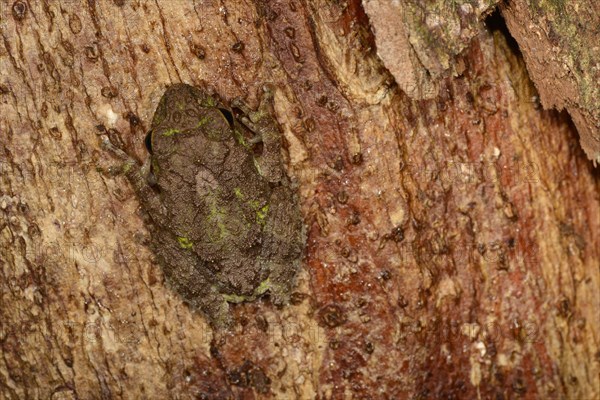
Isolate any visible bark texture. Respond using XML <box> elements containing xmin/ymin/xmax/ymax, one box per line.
<box><xmin>501</xmin><ymin>0</ymin><xmax>600</xmax><ymax>163</ymax></box>
<box><xmin>1</xmin><ymin>0</ymin><xmax>598</xmax><ymax>399</ymax></box>
<box><xmin>362</xmin><ymin>0</ymin><xmax>499</xmax><ymax>99</ymax></box>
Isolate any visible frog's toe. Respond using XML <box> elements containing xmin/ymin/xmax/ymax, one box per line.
<box><xmin>198</xmin><ymin>297</ymin><xmax>233</xmax><ymax>329</ymax></box>
<box><xmin>101</xmin><ymin>135</ymin><xmax>129</xmax><ymax>160</ymax></box>
<box><xmin>268</xmin><ymin>281</ymin><xmax>292</xmax><ymax>306</ymax></box>
<box><xmin>261</xmin><ymin>84</ymin><xmax>275</xmax><ymax>97</ymax></box>
<box><xmin>212</xmin><ymin>303</ymin><xmax>234</xmax><ymax>329</ymax></box>
<box><xmin>231</xmin><ymin>97</ymin><xmax>252</xmax><ymax>114</ymax></box>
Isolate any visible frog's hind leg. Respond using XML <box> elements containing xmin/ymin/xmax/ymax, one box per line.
<box><xmin>156</xmin><ymin>233</ymin><xmax>233</xmax><ymax>329</ymax></box>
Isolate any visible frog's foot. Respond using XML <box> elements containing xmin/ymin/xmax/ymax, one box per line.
<box><xmin>101</xmin><ymin>135</ymin><xmax>162</xmax><ymax>213</ymax></box>
<box><xmin>206</xmin><ymin>299</ymin><xmax>234</xmax><ymax>330</ymax></box>
<box><xmin>101</xmin><ymin>135</ymin><xmax>147</xmax><ymax>179</ymax></box>
<box><xmin>100</xmin><ymin>135</ymin><xmax>138</xmax><ymax>174</ymax></box>
<box><xmin>260</xmin><ymin>84</ymin><xmax>275</xmax><ymax>103</ymax></box>
<box><xmin>236</xmin><ymin>114</ymin><xmax>262</xmax><ymax>142</ymax></box>
<box><xmin>101</xmin><ymin>135</ymin><xmax>132</xmax><ymax>162</ymax></box>
<box><xmin>269</xmin><ymin>281</ymin><xmax>292</xmax><ymax>306</ymax></box>
<box><xmin>265</xmin><ymin>269</ymin><xmax>296</xmax><ymax>306</ymax></box>
<box><xmin>189</xmin><ymin>291</ymin><xmax>234</xmax><ymax>330</ymax></box>
<box><xmin>231</xmin><ymin>84</ymin><xmax>275</xmax><ymax>129</ymax></box>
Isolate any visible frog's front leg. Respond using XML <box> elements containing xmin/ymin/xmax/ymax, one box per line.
<box><xmin>101</xmin><ymin>136</ymin><xmax>167</xmax><ymax>223</ymax></box>
<box><xmin>232</xmin><ymin>86</ymin><xmax>284</xmax><ymax>183</ymax></box>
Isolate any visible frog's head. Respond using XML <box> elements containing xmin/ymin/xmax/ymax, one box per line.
<box><xmin>144</xmin><ymin>84</ymin><xmax>236</xmax><ymax>164</ymax></box>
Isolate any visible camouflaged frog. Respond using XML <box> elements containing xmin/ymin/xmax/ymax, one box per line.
<box><xmin>104</xmin><ymin>83</ymin><xmax>304</xmax><ymax>328</ymax></box>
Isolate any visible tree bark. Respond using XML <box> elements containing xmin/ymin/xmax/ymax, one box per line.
<box><xmin>501</xmin><ymin>0</ymin><xmax>600</xmax><ymax>163</ymax></box>
<box><xmin>1</xmin><ymin>0</ymin><xmax>598</xmax><ymax>399</ymax></box>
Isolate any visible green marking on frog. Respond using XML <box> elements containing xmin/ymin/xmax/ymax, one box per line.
<box><xmin>247</xmin><ymin>199</ymin><xmax>270</xmax><ymax>225</ymax></box>
<box><xmin>222</xmin><ymin>278</ymin><xmax>272</xmax><ymax>303</ymax></box>
<box><xmin>202</xmin><ymin>96</ymin><xmax>217</xmax><ymax>107</ymax></box>
<box><xmin>233</xmin><ymin>129</ymin><xmax>250</xmax><ymax>148</ymax></box>
<box><xmin>162</xmin><ymin>128</ymin><xmax>181</xmax><ymax>137</ymax></box>
<box><xmin>177</xmin><ymin>236</ymin><xmax>193</xmax><ymax>249</ymax></box>
<box><xmin>255</xmin><ymin>278</ymin><xmax>271</xmax><ymax>295</ymax></box>
<box><xmin>206</xmin><ymin>200</ymin><xmax>229</xmax><ymax>242</ymax></box>
<box><xmin>222</xmin><ymin>293</ymin><xmax>246</xmax><ymax>303</ymax></box>
<box><xmin>256</xmin><ymin>204</ymin><xmax>269</xmax><ymax>225</ymax></box>
<box><xmin>196</xmin><ymin>116</ymin><xmax>210</xmax><ymax>128</ymax></box>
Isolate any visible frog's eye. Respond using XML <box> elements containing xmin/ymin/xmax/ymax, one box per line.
<box><xmin>218</xmin><ymin>108</ymin><xmax>234</xmax><ymax>128</ymax></box>
<box><xmin>144</xmin><ymin>131</ymin><xmax>153</xmax><ymax>154</ymax></box>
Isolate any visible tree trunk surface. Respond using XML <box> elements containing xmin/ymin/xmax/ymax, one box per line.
<box><xmin>1</xmin><ymin>1</ymin><xmax>598</xmax><ymax>399</ymax></box>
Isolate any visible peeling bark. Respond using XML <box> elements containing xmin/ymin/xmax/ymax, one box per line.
<box><xmin>501</xmin><ymin>0</ymin><xmax>600</xmax><ymax>163</ymax></box>
<box><xmin>0</xmin><ymin>1</ymin><xmax>598</xmax><ymax>399</ymax></box>
<box><xmin>362</xmin><ymin>0</ymin><xmax>499</xmax><ymax>99</ymax></box>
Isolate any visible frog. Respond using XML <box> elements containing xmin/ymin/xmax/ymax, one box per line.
<box><xmin>102</xmin><ymin>83</ymin><xmax>304</xmax><ymax>328</ymax></box>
